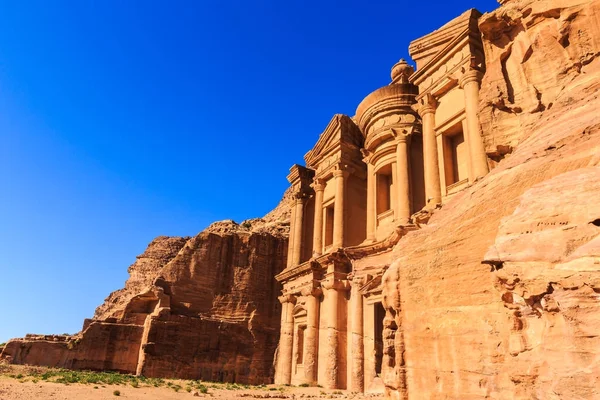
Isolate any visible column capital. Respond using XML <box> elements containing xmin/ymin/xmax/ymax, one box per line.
<box><xmin>347</xmin><ymin>274</ymin><xmax>366</xmax><ymax>289</ymax></box>
<box><xmin>301</xmin><ymin>286</ymin><xmax>323</xmax><ymax>298</ymax></box>
<box><xmin>322</xmin><ymin>278</ymin><xmax>350</xmax><ymax>292</ymax></box>
<box><xmin>333</xmin><ymin>165</ymin><xmax>350</xmax><ymax>178</ymax></box>
<box><xmin>360</xmin><ymin>148</ymin><xmax>374</xmax><ymax>165</ymax></box>
<box><xmin>311</xmin><ymin>178</ymin><xmax>326</xmax><ymax>192</ymax></box>
<box><xmin>394</xmin><ymin>131</ymin><xmax>411</xmax><ymax>144</ymax></box>
<box><xmin>278</xmin><ymin>294</ymin><xmax>297</xmax><ymax>305</ymax></box>
<box><xmin>459</xmin><ymin>69</ymin><xmax>484</xmax><ymax>88</ymax></box>
<box><xmin>415</xmin><ymin>93</ymin><xmax>437</xmax><ymax>117</ymax></box>
<box><xmin>293</xmin><ymin>192</ymin><xmax>308</xmax><ymax>204</ymax></box>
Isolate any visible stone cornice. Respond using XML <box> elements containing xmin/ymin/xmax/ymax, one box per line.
<box><xmin>313</xmin><ymin>153</ymin><xmax>366</xmax><ymax>181</ymax></box>
<box><xmin>287</xmin><ymin>164</ymin><xmax>315</xmax><ymax>185</ymax></box>
<box><xmin>343</xmin><ymin>224</ymin><xmax>419</xmax><ymax>260</ymax></box>
<box><xmin>275</xmin><ymin>259</ymin><xmax>318</xmax><ymax>282</ymax></box>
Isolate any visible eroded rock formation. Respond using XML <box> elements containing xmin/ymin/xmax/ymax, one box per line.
<box><xmin>381</xmin><ymin>0</ymin><xmax>600</xmax><ymax>398</ymax></box>
<box><xmin>2</xmin><ymin>1</ymin><xmax>599</xmax><ymax>397</ymax></box>
<box><xmin>1</xmin><ymin>194</ymin><xmax>291</xmax><ymax>384</ymax></box>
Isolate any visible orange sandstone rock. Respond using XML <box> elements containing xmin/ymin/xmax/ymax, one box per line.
<box><xmin>1</xmin><ymin>193</ymin><xmax>291</xmax><ymax>384</ymax></box>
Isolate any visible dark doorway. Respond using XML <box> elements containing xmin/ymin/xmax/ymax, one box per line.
<box><xmin>374</xmin><ymin>302</ymin><xmax>385</xmax><ymax>375</ymax></box>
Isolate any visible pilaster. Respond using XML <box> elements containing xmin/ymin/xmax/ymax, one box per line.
<box><xmin>394</xmin><ymin>133</ymin><xmax>412</xmax><ymax>225</ymax></box>
<box><xmin>416</xmin><ymin>94</ymin><xmax>442</xmax><ymax>206</ymax></box>
<box><xmin>321</xmin><ymin>275</ymin><xmax>350</xmax><ymax>389</ymax></box>
<box><xmin>459</xmin><ymin>69</ymin><xmax>489</xmax><ymax>181</ymax></box>
<box><xmin>311</xmin><ymin>179</ymin><xmax>325</xmax><ymax>257</ymax></box>
<box><xmin>291</xmin><ymin>196</ymin><xmax>306</xmax><ymax>266</ymax></box>
<box><xmin>275</xmin><ymin>294</ymin><xmax>297</xmax><ymax>385</ymax></box>
<box><xmin>349</xmin><ymin>276</ymin><xmax>365</xmax><ymax>392</ymax></box>
<box><xmin>301</xmin><ymin>286</ymin><xmax>322</xmax><ymax>385</ymax></box>
<box><xmin>333</xmin><ymin>167</ymin><xmax>349</xmax><ymax>248</ymax></box>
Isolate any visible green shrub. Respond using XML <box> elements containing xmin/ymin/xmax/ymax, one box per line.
<box><xmin>113</xmin><ymin>390</ymin><xmax>120</xmax><ymax>396</ymax></box>
<box><xmin>197</xmin><ymin>384</ymin><xmax>208</xmax><ymax>394</ymax></box>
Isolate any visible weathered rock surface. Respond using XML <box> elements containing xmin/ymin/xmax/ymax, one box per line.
<box><xmin>1</xmin><ymin>193</ymin><xmax>291</xmax><ymax>384</ymax></box>
<box><xmin>3</xmin><ymin>1</ymin><xmax>600</xmax><ymax>396</ymax></box>
<box><xmin>381</xmin><ymin>0</ymin><xmax>600</xmax><ymax>399</ymax></box>
<box><xmin>478</xmin><ymin>0</ymin><xmax>600</xmax><ymax>160</ymax></box>
<box><xmin>94</xmin><ymin>236</ymin><xmax>189</xmax><ymax>321</ymax></box>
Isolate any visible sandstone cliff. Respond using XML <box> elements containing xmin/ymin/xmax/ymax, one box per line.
<box><xmin>382</xmin><ymin>0</ymin><xmax>600</xmax><ymax>399</ymax></box>
<box><xmin>1</xmin><ymin>191</ymin><xmax>292</xmax><ymax>384</ymax></box>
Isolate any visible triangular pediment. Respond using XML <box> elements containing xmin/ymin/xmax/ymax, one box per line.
<box><xmin>359</xmin><ymin>274</ymin><xmax>383</xmax><ymax>295</ymax></box>
<box><xmin>304</xmin><ymin>114</ymin><xmax>363</xmax><ymax>169</ymax></box>
<box><xmin>408</xmin><ymin>8</ymin><xmax>482</xmax><ymax>71</ymax></box>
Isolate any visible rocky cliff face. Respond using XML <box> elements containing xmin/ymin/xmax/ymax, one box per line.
<box><xmin>1</xmin><ymin>192</ymin><xmax>292</xmax><ymax>384</ymax></box>
<box><xmin>382</xmin><ymin>0</ymin><xmax>600</xmax><ymax>399</ymax></box>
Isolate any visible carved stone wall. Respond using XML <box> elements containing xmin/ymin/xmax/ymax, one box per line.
<box><xmin>381</xmin><ymin>1</ymin><xmax>600</xmax><ymax>398</ymax></box>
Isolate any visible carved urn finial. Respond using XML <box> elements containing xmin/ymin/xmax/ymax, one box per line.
<box><xmin>390</xmin><ymin>59</ymin><xmax>414</xmax><ymax>84</ymax></box>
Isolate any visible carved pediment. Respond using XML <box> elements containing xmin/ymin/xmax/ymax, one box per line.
<box><xmin>304</xmin><ymin>114</ymin><xmax>364</xmax><ymax>170</ymax></box>
<box><xmin>409</xmin><ymin>8</ymin><xmax>485</xmax><ymax>93</ymax></box>
<box><xmin>359</xmin><ymin>274</ymin><xmax>383</xmax><ymax>296</ymax></box>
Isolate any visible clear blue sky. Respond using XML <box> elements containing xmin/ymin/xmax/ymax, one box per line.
<box><xmin>0</xmin><ymin>0</ymin><xmax>499</xmax><ymax>343</ymax></box>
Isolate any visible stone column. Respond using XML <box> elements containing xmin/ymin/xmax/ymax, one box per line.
<box><xmin>365</xmin><ymin>163</ymin><xmax>376</xmax><ymax>242</ymax></box>
<box><xmin>301</xmin><ymin>286</ymin><xmax>322</xmax><ymax>385</ymax></box>
<box><xmin>321</xmin><ymin>279</ymin><xmax>342</xmax><ymax>389</ymax></box>
<box><xmin>395</xmin><ymin>135</ymin><xmax>411</xmax><ymax>224</ymax></box>
<box><xmin>333</xmin><ymin>168</ymin><xmax>347</xmax><ymax>248</ymax></box>
<box><xmin>459</xmin><ymin>70</ymin><xmax>489</xmax><ymax>181</ymax></box>
<box><xmin>291</xmin><ymin>196</ymin><xmax>305</xmax><ymax>266</ymax></box>
<box><xmin>312</xmin><ymin>180</ymin><xmax>325</xmax><ymax>257</ymax></box>
<box><xmin>349</xmin><ymin>277</ymin><xmax>365</xmax><ymax>392</ymax></box>
<box><xmin>418</xmin><ymin>97</ymin><xmax>442</xmax><ymax>206</ymax></box>
<box><xmin>286</xmin><ymin>199</ymin><xmax>297</xmax><ymax>268</ymax></box>
<box><xmin>275</xmin><ymin>294</ymin><xmax>297</xmax><ymax>385</ymax></box>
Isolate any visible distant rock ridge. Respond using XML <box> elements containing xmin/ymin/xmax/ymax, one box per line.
<box><xmin>2</xmin><ymin>1</ymin><xmax>599</xmax><ymax>397</ymax></box>
<box><xmin>1</xmin><ymin>190</ymin><xmax>291</xmax><ymax>384</ymax></box>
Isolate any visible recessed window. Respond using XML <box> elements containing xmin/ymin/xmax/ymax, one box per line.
<box><xmin>443</xmin><ymin>121</ymin><xmax>468</xmax><ymax>188</ymax></box>
<box><xmin>376</xmin><ymin>164</ymin><xmax>393</xmax><ymax>215</ymax></box>
<box><xmin>324</xmin><ymin>205</ymin><xmax>334</xmax><ymax>247</ymax></box>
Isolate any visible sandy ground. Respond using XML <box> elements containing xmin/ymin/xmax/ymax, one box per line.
<box><xmin>0</xmin><ymin>365</ymin><xmax>383</xmax><ymax>400</ymax></box>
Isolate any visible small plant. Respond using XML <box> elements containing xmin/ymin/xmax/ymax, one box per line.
<box><xmin>113</xmin><ymin>390</ymin><xmax>120</xmax><ymax>396</ymax></box>
<box><xmin>241</xmin><ymin>221</ymin><xmax>252</xmax><ymax>229</ymax></box>
<box><xmin>15</xmin><ymin>373</ymin><xmax>23</xmax><ymax>379</ymax></box>
<box><xmin>198</xmin><ymin>384</ymin><xmax>208</xmax><ymax>394</ymax></box>
<box><xmin>131</xmin><ymin>380</ymin><xmax>139</xmax><ymax>388</ymax></box>
<box><xmin>299</xmin><ymin>383</ymin><xmax>310</xmax><ymax>387</ymax></box>
<box><xmin>172</xmin><ymin>384</ymin><xmax>182</xmax><ymax>392</ymax></box>
<box><xmin>186</xmin><ymin>386</ymin><xmax>192</xmax><ymax>392</ymax></box>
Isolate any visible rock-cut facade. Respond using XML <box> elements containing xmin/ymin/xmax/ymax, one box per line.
<box><xmin>274</xmin><ymin>9</ymin><xmax>493</xmax><ymax>392</ymax></box>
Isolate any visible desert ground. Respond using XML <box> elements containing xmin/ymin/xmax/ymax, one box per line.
<box><xmin>0</xmin><ymin>364</ymin><xmax>381</xmax><ymax>400</ymax></box>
